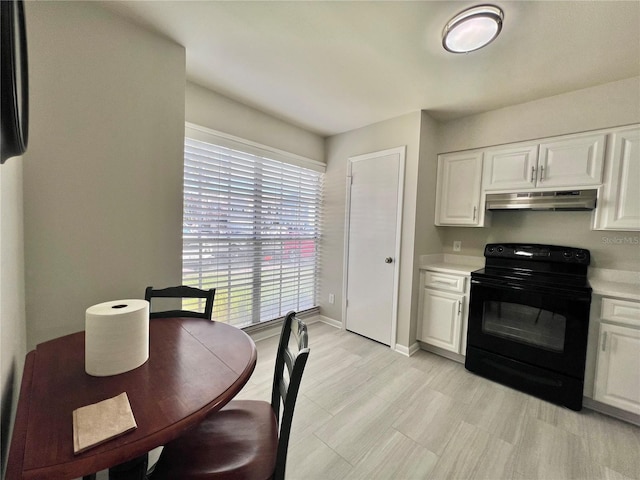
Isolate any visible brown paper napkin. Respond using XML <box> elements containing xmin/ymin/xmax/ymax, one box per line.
<box><xmin>72</xmin><ymin>392</ymin><xmax>137</xmax><ymax>454</ymax></box>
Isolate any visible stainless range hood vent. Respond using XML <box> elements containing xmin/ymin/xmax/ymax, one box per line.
<box><xmin>486</xmin><ymin>189</ymin><xmax>597</xmax><ymax>211</ymax></box>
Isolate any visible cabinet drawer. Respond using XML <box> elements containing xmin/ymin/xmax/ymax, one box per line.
<box><xmin>601</xmin><ymin>298</ymin><xmax>640</xmax><ymax>328</ymax></box>
<box><xmin>424</xmin><ymin>271</ymin><xmax>465</xmax><ymax>293</ymax></box>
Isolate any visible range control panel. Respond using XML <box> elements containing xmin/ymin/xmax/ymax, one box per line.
<box><xmin>484</xmin><ymin>243</ymin><xmax>590</xmax><ymax>265</ymax></box>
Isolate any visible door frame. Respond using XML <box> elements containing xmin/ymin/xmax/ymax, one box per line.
<box><xmin>342</xmin><ymin>146</ymin><xmax>406</xmax><ymax>350</ymax></box>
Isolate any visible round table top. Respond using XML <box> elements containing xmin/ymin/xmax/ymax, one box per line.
<box><xmin>8</xmin><ymin>317</ymin><xmax>257</xmax><ymax>480</ymax></box>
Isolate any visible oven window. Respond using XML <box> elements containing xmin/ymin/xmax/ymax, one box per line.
<box><xmin>482</xmin><ymin>301</ymin><xmax>566</xmax><ymax>352</ymax></box>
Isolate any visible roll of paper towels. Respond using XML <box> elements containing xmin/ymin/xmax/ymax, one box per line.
<box><xmin>85</xmin><ymin>299</ymin><xmax>150</xmax><ymax>376</ymax></box>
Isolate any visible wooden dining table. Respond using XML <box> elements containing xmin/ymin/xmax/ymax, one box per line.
<box><xmin>5</xmin><ymin>317</ymin><xmax>257</xmax><ymax>480</ymax></box>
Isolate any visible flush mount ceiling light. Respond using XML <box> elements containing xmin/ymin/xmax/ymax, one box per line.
<box><xmin>442</xmin><ymin>4</ymin><xmax>504</xmax><ymax>53</ymax></box>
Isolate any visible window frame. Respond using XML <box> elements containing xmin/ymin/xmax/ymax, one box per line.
<box><xmin>183</xmin><ymin>123</ymin><xmax>325</xmax><ymax>328</ymax></box>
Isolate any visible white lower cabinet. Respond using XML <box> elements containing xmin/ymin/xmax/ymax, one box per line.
<box><xmin>419</xmin><ymin>289</ymin><xmax>463</xmax><ymax>352</ymax></box>
<box><xmin>417</xmin><ymin>270</ymin><xmax>469</xmax><ymax>355</ymax></box>
<box><xmin>594</xmin><ymin>298</ymin><xmax>640</xmax><ymax>415</ymax></box>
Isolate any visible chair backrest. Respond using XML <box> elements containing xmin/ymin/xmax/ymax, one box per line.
<box><xmin>270</xmin><ymin>311</ymin><xmax>310</xmax><ymax>480</ymax></box>
<box><xmin>144</xmin><ymin>285</ymin><xmax>215</xmax><ymax>320</ymax></box>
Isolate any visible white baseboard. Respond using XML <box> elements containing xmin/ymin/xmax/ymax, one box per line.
<box><xmin>246</xmin><ymin>313</ymin><xmax>339</xmax><ymax>343</ymax></box>
<box><xmin>247</xmin><ymin>323</ymin><xmax>283</xmax><ymax>342</ymax></box>
<box><xmin>583</xmin><ymin>397</ymin><xmax>640</xmax><ymax>426</ymax></box>
<box><xmin>317</xmin><ymin>315</ymin><xmax>342</xmax><ymax>329</ymax></box>
<box><xmin>417</xmin><ymin>342</ymin><xmax>466</xmax><ymax>364</ymax></box>
<box><xmin>394</xmin><ymin>342</ymin><xmax>420</xmax><ymax>357</ymax></box>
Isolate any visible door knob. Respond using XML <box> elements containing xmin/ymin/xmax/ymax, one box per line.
<box><xmin>385</xmin><ymin>257</ymin><xmax>393</xmax><ymax>263</ymax></box>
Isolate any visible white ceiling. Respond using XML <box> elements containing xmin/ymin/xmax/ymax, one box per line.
<box><xmin>99</xmin><ymin>1</ymin><xmax>640</xmax><ymax>137</ymax></box>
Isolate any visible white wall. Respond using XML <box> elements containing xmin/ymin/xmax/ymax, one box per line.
<box><xmin>437</xmin><ymin>77</ymin><xmax>640</xmax><ymax>154</ymax></box>
<box><xmin>434</xmin><ymin>77</ymin><xmax>640</xmax><ymax>271</ymax></box>
<box><xmin>4</xmin><ymin>3</ymin><xmax>325</xmax><ymax>470</ymax></box>
<box><xmin>411</xmin><ymin>112</ymin><xmax>442</xmax><ymax>344</ymax></box>
<box><xmin>0</xmin><ymin>157</ymin><xmax>26</xmax><ymax>476</ymax></box>
<box><xmin>417</xmin><ymin>112</ymin><xmax>442</xmax><ymax>256</ymax></box>
<box><xmin>23</xmin><ymin>1</ymin><xmax>186</xmax><ymax>348</ymax></box>
<box><xmin>186</xmin><ymin>82</ymin><xmax>324</xmax><ymax>162</ymax></box>
<box><xmin>322</xmin><ymin>112</ymin><xmax>426</xmax><ymax>348</ymax></box>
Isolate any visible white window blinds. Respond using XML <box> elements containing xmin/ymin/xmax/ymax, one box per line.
<box><xmin>183</xmin><ymin>130</ymin><xmax>323</xmax><ymax>328</ymax></box>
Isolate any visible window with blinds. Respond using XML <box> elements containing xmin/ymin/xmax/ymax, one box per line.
<box><xmin>183</xmin><ymin>128</ymin><xmax>324</xmax><ymax>328</ymax></box>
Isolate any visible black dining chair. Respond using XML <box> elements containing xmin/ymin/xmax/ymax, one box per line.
<box><xmin>149</xmin><ymin>310</ymin><xmax>310</xmax><ymax>480</ymax></box>
<box><xmin>144</xmin><ymin>285</ymin><xmax>215</xmax><ymax>320</ymax></box>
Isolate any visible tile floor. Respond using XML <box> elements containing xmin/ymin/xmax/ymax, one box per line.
<box><xmin>237</xmin><ymin>321</ymin><xmax>640</xmax><ymax>480</ymax></box>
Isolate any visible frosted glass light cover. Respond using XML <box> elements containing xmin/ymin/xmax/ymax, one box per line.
<box><xmin>443</xmin><ymin>5</ymin><xmax>503</xmax><ymax>53</ymax></box>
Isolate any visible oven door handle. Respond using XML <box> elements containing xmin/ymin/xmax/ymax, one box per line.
<box><xmin>471</xmin><ymin>278</ymin><xmax>532</xmax><ymax>293</ymax></box>
<box><xmin>472</xmin><ymin>279</ymin><xmax>530</xmax><ymax>292</ymax></box>
<box><xmin>471</xmin><ymin>278</ymin><xmax>516</xmax><ymax>288</ymax></box>
<box><xmin>471</xmin><ymin>278</ymin><xmax>591</xmax><ymax>301</ymax></box>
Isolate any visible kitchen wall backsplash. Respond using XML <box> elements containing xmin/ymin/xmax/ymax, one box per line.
<box><xmin>438</xmin><ymin>210</ymin><xmax>640</xmax><ymax>271</ymax></box>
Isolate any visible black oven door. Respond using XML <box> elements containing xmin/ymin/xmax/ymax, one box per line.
<box><xmin>467</xmin><ymin>277</ymin><xmax>591</xmax><ymax>379</ymax></box>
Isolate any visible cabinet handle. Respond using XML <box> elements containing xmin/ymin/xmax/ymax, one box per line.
<box><xmin>540</xmin><ymin>165</ymin><xmax>545</xmax><ymax>182</ymax></box>
<box><xmin>531</xmin><ymin>166</ymin><xmax>536</xmax><ymax>182</ymax></box>
<box><xmin>473</xmin><ymin>206</ymin><xmax>477</xmax><ymax>221</ymax></box>
<box><xmin>458</xmin><ymin>301</ymin><xmax>462</xmax><ymax>315</ymax></box>
<box><xmin>601</xmin><ymin>331</ymin><xmax>607</xmax><ymax>352</ymax></box>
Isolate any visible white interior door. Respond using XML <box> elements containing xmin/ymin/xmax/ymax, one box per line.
<box><xmin>344</xmin><ymin>147</ymin><xmax>404</xmax><ymax>346</ymax></box>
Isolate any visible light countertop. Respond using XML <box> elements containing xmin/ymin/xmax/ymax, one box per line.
<box><xmin>589</xmin><ymin>279</ymin><xmax>640</xmax><ymax>301</ymax></box>
<box><xmin>419</xmin><ymin>254</ymin><xmax>484</xmax><ymax>276</ymax></box>
<box><xmin>589</xmin><ymin>268</ymin><xmax>640</xmax><ymax>301</ymax></box>
<box><xmin>419</xmin><ymin>262</ymin><xmax>481</xmax><ymax>276</ymax></box>
<box><xmin>419</xmin><ymin>256</ymin><xmax>640</xmax><ymax>302</ymax></box>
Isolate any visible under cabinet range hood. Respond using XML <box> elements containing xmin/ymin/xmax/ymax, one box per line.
<box><xmin>486</xmin><ymin>189</ymin><xmax>597</xmax><ymax>211</ymax></box>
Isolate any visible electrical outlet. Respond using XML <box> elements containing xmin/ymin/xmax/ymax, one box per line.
<box><xmin>453</xmin><ymin>241</ymin><xmax>462</xmax><ymax>252</ymax></box>
<box><xmin>329</xmin><ymin>293</ymin><xmax>335</xmax><ymax>304</ymax></box>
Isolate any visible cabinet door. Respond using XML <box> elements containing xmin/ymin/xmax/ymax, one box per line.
<box><xmin>417</xmin><ymin>289</ymin><xmax>462</xmax><ymax>353</ymax></box>
<box><xmin>593</xmin><ymin>126</ymin><xmax>640</xmax><ymax>231</ymax></box>
<box><xmin>483</xmin><ymin>143</ymin><xmax>538</xmax><ymax>191</ymax></box>
<box><xmin>538</xmin><ymin>133</ymin><xmax>605</xmax><ymax>188</ymax></box>
<box><xmin>594</xmin><ymin>323</ymin><xmax>640</xmax><ymax>415</ymax></box>
<box><xmin>435</xmin><ymin>151</ymin><xmax>483</xmax><ymax>226</ymax></box>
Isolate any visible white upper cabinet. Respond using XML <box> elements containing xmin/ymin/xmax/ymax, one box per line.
<box><xmin>483</xmin><ymin>132</ymin><xmax>606</xmax><ymax>192</ymax></box>
<box><xmin>538</xmin><ymin>133</ymin><xmax>606</xmax><ymax>188</ymax></box>
<box><xmin>593</xmin><ymin>125</ymin><xmax>640</xmax><ymax>231</ymax></box>
<box><xmin>435</xmin><ymin>125</ymin><xmax>636</xmax><ymax>230</ymax></box>
<box><xmin>435</xmin><ymin>151</ymin><xmax>486</xmax><ymax>226</ymax></box>
<box><xmin>483</xmin><ymin>143</ymin><xmax>539</xmax><ymax>191</ymax></box>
